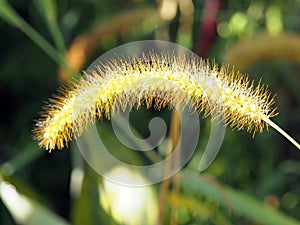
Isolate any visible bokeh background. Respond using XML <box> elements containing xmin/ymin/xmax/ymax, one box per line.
<box><xmin>0</xmin><ymin>0</ymin><xmax>300</xmax><ymax>224</ymax></box>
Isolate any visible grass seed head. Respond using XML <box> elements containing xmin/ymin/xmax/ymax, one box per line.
<box><xmin>33</xmin><ymin>52</ymin><xmax>278</xmax><ymax>151</ymax></box>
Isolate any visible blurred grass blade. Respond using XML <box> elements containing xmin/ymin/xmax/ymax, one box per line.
<box><xmin>180</xmin><ymin>173</ymin><xmax>300</xmax><ymax>225</ymax></box>
<box><xmin>0</xmin><ymin>0</ymin><xmax>71</xmax><ymax>72</ymax></box>
<box><xmin>34</xmin><ymin>0</ymin><xmax>66</xmax><ymax>53</ymax></box>
<box><xmin>0</xmin><ymin>178</ymin><xmax>70</xmax><ymax>225</ymax></box>
<box><xmin>71</xmin><ymin>166</ymin><xmax>106</xmax><ymax>225</ymax></box>
<box><xmin>0</xmin><ymin>0</ymin><xmax>19</xmax><ymax>25</ymax></box>
<box><xmin>168</xmin><ymin>192</ymin><xmax>231</xmax><ymax>225</ymax></box>
<box><xmin>1</xmin><ymin>143</ymin><xmax>44</xmax><ymax>177</ymax></box>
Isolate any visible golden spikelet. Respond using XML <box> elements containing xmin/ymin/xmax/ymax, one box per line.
<box><xmin>33</xmin><ymin>52</ymin><xmax>300</xmax><ymax>151</ymax></box>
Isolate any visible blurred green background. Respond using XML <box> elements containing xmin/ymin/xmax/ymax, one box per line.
<box><xmin>0</xmin><ymin>0</ymin><xmax>300</xmax><ymax>224</ymax></box>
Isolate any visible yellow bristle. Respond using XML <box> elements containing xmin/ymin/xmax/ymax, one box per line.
<box><xmin>32</xmin><ymin>52</ymin><xmax>300</xmax><ymax>151</ymax></box>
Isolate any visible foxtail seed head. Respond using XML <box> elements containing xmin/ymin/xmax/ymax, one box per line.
<box><xmin>33</xmin><ymin>52</ymin><xmax>296</xmax><ymax>151</ymax></box>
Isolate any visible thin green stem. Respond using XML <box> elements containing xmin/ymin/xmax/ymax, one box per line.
<box><xmin>0</xmin><ymin>1</ymin><xmax>73</xmax><ymax>75</ymax></box>
<box><xmin>34</xmin><ymin>0</ymin><xmax>66</xmax><ymax>54</ymax></box>
<box><xmin>1</xmin><ymin>144</ymin><xmax>44</xmax><ymax>177</ymax></box>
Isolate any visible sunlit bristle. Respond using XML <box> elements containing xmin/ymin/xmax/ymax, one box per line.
<box><xmin>33</xmin><ymin>52</ymin><xmax>282</xmax><ymax>151</ymax></box>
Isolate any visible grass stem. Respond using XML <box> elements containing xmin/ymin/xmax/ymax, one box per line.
<box><xmin>265</xmin><ymin>118</ymin><xmax>300</xmax><ymax>150</ymax></box>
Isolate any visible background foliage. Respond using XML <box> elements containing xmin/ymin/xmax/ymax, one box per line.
<box><xmin>0</xmin><ymin>0</ymin><xmax>300</xmax><ymax>224</ymax></box>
